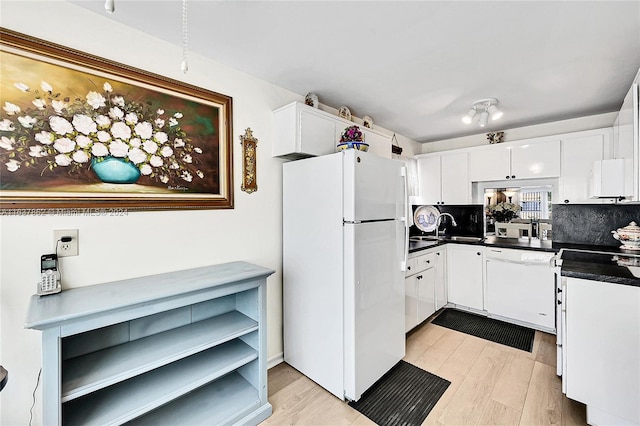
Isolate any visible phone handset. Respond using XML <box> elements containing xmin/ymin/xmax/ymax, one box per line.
<box><xmin>39</xmin><ymin>254</ymin><xmax>61</xmax><ymax>296</ymax></box>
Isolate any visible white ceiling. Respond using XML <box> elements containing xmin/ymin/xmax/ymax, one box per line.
<box><xmin>70</xmin><ymin>0</ymin><xmax>640</xmax><ymax>143</ymax></box>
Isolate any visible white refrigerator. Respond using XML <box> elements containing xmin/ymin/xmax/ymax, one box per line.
<box><xmin>283</xmin><ymin>150</ymin><xmax>408</xmax><ymax>402</ymax></box>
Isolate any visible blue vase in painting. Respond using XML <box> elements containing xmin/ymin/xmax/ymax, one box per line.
<box><xmin>91</xmin><ymin>157</ymin><xmax>141</xmax><ymax>184</ymax></box>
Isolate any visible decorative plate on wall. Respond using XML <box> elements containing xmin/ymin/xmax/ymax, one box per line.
<box><xmin>414</xmin><ymin>205</ymin><xmax>440</xmax><ymax>232</ymax></box>
<box><xmin>338</xmin><ymin>106</ymin><xmax>352</xmax><ymax>121</ymax></box>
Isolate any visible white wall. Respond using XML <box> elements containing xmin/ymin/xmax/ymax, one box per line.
<box><xmin>421</xmin><ymin>112</ymin><xmax>617</xmax><ymax>153</ymax></box>
<box><xmin>0</xmin><ymin>2</ymin><xmax>420</xmax><ymax>424</ymax></box>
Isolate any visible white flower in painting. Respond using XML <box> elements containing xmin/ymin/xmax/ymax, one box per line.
<box><xmin>140</xmin><ymin>164</ymin><xmax>152</xmax><ymax>175</ymax></box>
<box><xmin>181</xmin><ymin>171</ymin><xmax>193</xmax><ymax>182</ymax></box>
<box><xmin>6</xmin><ymin>159</ymin><xmax>20</xmax><ymax>172</ymax></box>
<box><xmin>160</xmin><ymin>175</ymin><xmax>169</xmax><ymax>184</ymax></box>
<box><xmin>54</xmin><ymin>154</ymin><xmax>72</xmax><ymax>166</ymax></box>
<box><xmin>154</xmin><ymin>118</ymin><xmax>165</xmax><ymax>128</ymax></box>
<box><xmin>160</xmin><ymin>146</ymin><xmax>173</xmax><ymax>158</ymax></box>
<box><xmin>109</xmin><ymin>139</ymin><xmax>129</xmax><ymax>157</ymax></box>
<box><xmin>103</xmin><ymin>82</ymin><xmax>113</xmax><ymax>92</ymax></box>
<box><xmin>73</xmin><ymin>114</ymin><xmax>97</xmax><ymax>135</ymax></box>
<box><xmin>17</xmin><ymin>115</ymin><xmax>37</xmax><ymax>128</ymax></box>
<box><xmin>134</xmin><ymin>122</ymin><xmax>153</xmax><ymax>139</ymax></box>
<box><xmin>0</xmin><ymin>136</ymin><xmax>15</xmax><ymax>150</ymax></box>
<box><xmin>76</xmin><ymin>135</ymin><xmax>92</xmax><ymax>148</ymax></box>
<box><xmin>196</xmin><ymin>170</ymin><xmax>204</xmax><ymax>178</ymax></box>
<box><xmin>182</xmin><ymin>154</ymin><xmax>192</xmax><ymax>163</ymax></box>
<box><xmin>29</xmin><ymin>145</ymin><xmax>45</xmax><ymax>157</ymax></box>
<box><xmin>91</xmin><ymin>142</ymin><xmax>109</xmax><ymax>157</ymax></box>
<box><xmin>0</xmin><ymin>119</ymin><xmax>15</xmax><ymax>132</ymax></box>
<box><xmin>109</xmin><ymin>106</ymin><xmax>124</xmax><ymax>120</ymax></box>
<box><xmin>3</xmin><ymin>102</ymin><xmax>21</xmax><ymax>115</ymax></box>
<box><xmin>168</xmin><ymin>117</ymin><xmax>178</xmax><ymax>127</ymax></box>
<box><xmin>174</xmin><ymin>112</ymin><xmax>183</xmax><ymax>119</ymax></box>
<box><xmin>154</xmin><ymin>132</ymin><xmax>168</xmax><ymax>144</ymax></box>
<box><xmin>49</xmin><ymin>116</ymin><xmax>74</xmax><ymax>135</ymax></box>
<box><xmin>97</xmin><ymin>130</ymin><xmax>111</xmax><ymax>143</ymax></box>
<box><xmin>127</xmin><ymin>147</ymin><xmax>147</xmax><ymax>164</ymax></box>
<box><xmin>35</xmin><ymin>131</ymin><xmax>53</xmax><ymax>145</ymax></box>
<box><xmin>173</xmin><ymin>138</ymin><xmax>185</xmax><ymax>148</ymax></box>
<box><xmin>52</xmin><ymin>100</ymin><xmax>67</xmax><ymax>114</ymax></box>
<box><xmin>111</xmin><ymin>96</ymin><xmax>125</xmax><ymax>107</ymax></box>
<box><xmin>13</xmin><ymin>82</ymin><xmax>29</xmax><ymax>92</ymax></box>
<box><xmin>111</xmin><ymin>121</ymin><xmax>131</xmax><ymax>140</ymax></box>
<box><xmin>129</xmin><ymin>138</ymin><xmax>141</xmax><ymax>148</ymax></box>
<box><xmin>125</xmin><ymin>113</ymin><xmax>138</xmax><ymax>125</ymax></box>
<box><xmin>95</xmin><ymin>115</ymin><xmax>110</xmax><ymax>128</ymax></box>
<box><xmin>86</xmin><ymin>91</ymin><xmax>106</xmax><ymax>109</ymax></box>
<box><xmin>41</xmin><ymin>81</ymin><xmax>53</xmax><ymax>93</ymax></box>
<box><xmin>32</xmin><ymin>98</ymin><xmax>46</xmax><ymax>110</ymax></box>
<box><xmin>194</xmin><ymin>147</ymin><xmax>202</xmax><ymax>154</ymax></box>
<box><xmin>142</xmin><ymin>140</ymin><xmax>158</xmax><ymax>154</ymax></box>
<box><xmin>150</xmin><ymin>155</ymin><xmax>163</xmax><ymax>167</ymax></box>
<box><xmin>157</xmin><ymin>109</ymin><xmax>164</xmax><ymax>115</ymax></box>
<box><xmin>170</xmin><ymin>161</ymin><xmax>179</xmax><ymax>169</ymax></box>
<box><xmin>72</xmin><ymin>150</ymin><xmax>89</xmax><ymax>163</ymax></box>
<box><xmin>53</xmin><ymin>137</ymin><xmax>76</xmax><ymax>154</ymax></box>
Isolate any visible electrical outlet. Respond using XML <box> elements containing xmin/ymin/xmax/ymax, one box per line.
<box><xmin>53</xmin><ymin>229</ymin><xmax>79</xmax><ymax>257</ymax></box>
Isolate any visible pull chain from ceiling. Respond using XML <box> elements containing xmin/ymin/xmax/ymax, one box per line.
<box><xmin>181</xmin><ymin>0</ymin><xmax>189</xmax><ymax>74</ymax></box>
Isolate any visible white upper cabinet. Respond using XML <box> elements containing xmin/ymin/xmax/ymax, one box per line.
<box><xmin>416</xmin><ymin>152</ymin><xmax>470</xmax><ymax>205</ymax></box>
<box><xmin>558</xmin><ymin>129</ymin><xmax>612</xmax><ymax>204</ymax></box>
<box><xmin>468</xmin><ymin>139</ymin><xmax>561</xmax><ymax>181</ymax></box>
<box><xmin>272</xmin><ymin>101</ymin><xmax>393</xmax><ymax>160</ymax></box>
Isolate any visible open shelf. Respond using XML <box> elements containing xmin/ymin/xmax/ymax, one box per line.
<box><xmin>128</xmin><ymin>371</ymin><xmax>261</xmax><ymax>425</ymax></box>
<box><xmin>62</xmin><ymin>310</ymin><xmax>257</xmax><ymax>402</ymax></box>
<box><xmin>62</xmin><ymin>338</ymin><xmax>257</xmax><ymax>426</ymax></box>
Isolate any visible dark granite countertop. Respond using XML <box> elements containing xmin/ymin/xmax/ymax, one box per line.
<box><xmin>409</xmin><ymin>235</ymin><xmax>554</xmax><ymax>254</ymax></box>
<box><xmin>558</xmin><ymin>249</ymin><xmax>640</xmax><ymax>287</ymax></box>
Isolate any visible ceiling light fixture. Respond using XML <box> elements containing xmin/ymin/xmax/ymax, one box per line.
<box><xmin>104</xmin><ymin>0</ymin><xmax>115</xmax><ymax>13</ymax></box>
<box><xmin>462</xmin><ymin>98</ymin><xmax>502</xmax><ymax>127</ymax></box>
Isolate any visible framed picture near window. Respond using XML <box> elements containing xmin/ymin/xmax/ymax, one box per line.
<box><xmin>0</xmin><ymin>28</ymin><xmax>233</xmax><ymax>211</ymax></box>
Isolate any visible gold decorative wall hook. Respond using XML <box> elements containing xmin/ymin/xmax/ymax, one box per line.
<box><xmin>240</xmin><ymin>128</ymin><xmax>258</xmax><ymax>193</ymax></box>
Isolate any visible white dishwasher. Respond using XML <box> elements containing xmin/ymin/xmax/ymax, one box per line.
<box><xmin>485</xmin><ymin>247</ymin><xmax>556</xmax><ymax>332</ymax></box>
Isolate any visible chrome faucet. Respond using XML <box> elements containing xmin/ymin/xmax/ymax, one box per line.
<box><xmin>435</xmin><ymin>213</ymin><xmax>458</xmax><ymax>237</ymax></box>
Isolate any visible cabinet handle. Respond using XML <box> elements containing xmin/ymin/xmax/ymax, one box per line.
<box><xmin>505</xmin><ymin>175</ymin><xmax>510</xmax><ymax>179</ymax></box>
<box><xmin>557</xmin><ymin>300</ymin><xmax>562</xmax><ymax>305</ymax></box>
<box><xmin>436</xmin><ymin>252</ymin><xmax>440</xmax><ymax>256</ymax></box>
<box><xmin>564</xmin><ymin>199</ymin><xmax>569</xmax><ymax>204</ymax></box>
<box><xmin>511</xmin><ymin>175</ymin><xmax>515</xmax><ymax>179</ymax></box>
<box><xmin>426</xmin><ymin>260</ymin><xmax>430</xmax><ymax>264</ymax></box>
<box><xmin>417</xmin><ymin>275</ymin><xmax>422</xmax><ymax>280</ymax></box>
<box><xmin>477</xmin><ymin>252</ymin><xmax>481</xmax><ymax>255</ymax></box>
<box><xmin>407</xmin><ymin>266</ymin><xmax>411</xmax><ymax>271</ymax></box>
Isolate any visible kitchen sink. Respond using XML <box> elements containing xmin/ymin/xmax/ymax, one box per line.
<box><xmin>448</xmin><ymin>236</ymin><xmax>484</xmax><ymax>243</ymax></box>
<box><xmin>409</xmin><ymin>236</ymin><xmax>444</xmax><ymax>241</ymax></box>
<box><xmin>409</xmin><ymin>235</ymin><xmax>483</xmax><ymax>243</ymax></box>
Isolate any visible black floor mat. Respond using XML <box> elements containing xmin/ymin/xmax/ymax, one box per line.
<box><xmin>431</xmin><ymin>308</ymin><xmax>535</xmax><ymax>352</ymax></box>
<box><xmin>348</xmin><ymin>361</ymin><xmax>450</xmax><ymax>426</ymax></box>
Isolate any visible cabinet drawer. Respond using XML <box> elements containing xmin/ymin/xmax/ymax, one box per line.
<box><xmin>415</xmin><ymin>253</ymin><xmax>436</xmax><ymax>273</ymax></box>
<box><xmin>406</xmin><ymin>257</ymin><xmax>418</xmax><ymax>276</ymax></box>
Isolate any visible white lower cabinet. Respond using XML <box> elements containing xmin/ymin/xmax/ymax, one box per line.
<box><xmin>564</xmin><ymin>277</ymin><xmax>639</xmax><ymax>426</ymax></box>
<box><xmin>405</xmin><ymin>248</ymin><xmax>445</xmax><ymax>332</ymax></box>
<box><xmin>434</xmin><ymin>249</ymin><xmax>447</xmax><ymax>310</ymax></box>
<box><xmin>25</xmin><ymin>262</ymin><xmax>274</xmax><ymax>426</ymax></box>
<box><xmin>446</xmin><ymin>244</ymin><xmax>484</xmax><ymax>311</ymax></box>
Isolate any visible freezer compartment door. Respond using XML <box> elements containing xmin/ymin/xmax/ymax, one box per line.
<box><xmin>343</xmin><ymin>150</ymin><xmax>406</xmax><ymax>222</ymax></box>
<box><xmin>344</xmin><ymin>221</ymin><xmax>405</xmax><ymax>401</ymax></box>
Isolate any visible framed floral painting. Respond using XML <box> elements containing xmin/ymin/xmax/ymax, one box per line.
<box><xmin>0</xmin><ymin>28</ymin><xmax>233</xmax><ymax>211</ymax></box>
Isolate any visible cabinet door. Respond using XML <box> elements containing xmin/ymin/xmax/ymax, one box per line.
<box><xmin>440</xmin><ymin>152</ymin><xmax>470</xmax><ymax>204</ymax></box>
<box><xmin>468</xmin><ymin>147</ymin><xmax>511</xmax><ymax>181</ymax></box>
<box><xmin>434</xmin><ymin>249</ymin><xmax>447</xmax><ymax>310</ymax></box>
<box><xmin>363</xmin><ymin>129</ymin><xmax>391</xmax><ymax>159</ymax></box>
<box><xmin>405</xmin><ymin>275</ymin><xmax>418</xmax><ymax>333</ymax></box>
<box><xmin>446</xmin><ymin>245</ymin><xmax>484</xmax><ymax>310</ymax></box>
<box><xmin>417</xmin><ymin>156</ymin><xmax>442</xmax><ymax>204</ymax></box>
<box><xmin>299</xmin><ymin>110</ymin><xmax>337</xmax><ymax>156</ymax></box>
<box><xmin>510</xmin><ymin>139</ymin><xmax>561</xmax><ymax>179</ymax></box>
<box><xmin>417</xmin><ymin>268</ymin><xmax>436</xmax><ymax>324</ymax></box>
<box><xmin>559</xmin><ymin>133</ymin><xmax>606</xmax><ymax>204</ymax></box>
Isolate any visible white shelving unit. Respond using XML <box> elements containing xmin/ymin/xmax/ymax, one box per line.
<box><xmin>25</xmin><ymin>261</ymin><xmax>274</xmax><ymax>426</ymax></box>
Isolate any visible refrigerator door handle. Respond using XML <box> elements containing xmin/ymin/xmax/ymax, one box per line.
<box><xmin>401</xmin><ymin>166</ymin><xmax>409</xmax><ymax>272</ymax></box>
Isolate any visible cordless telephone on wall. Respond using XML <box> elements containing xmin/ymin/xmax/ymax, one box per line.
<box><xmin>39</xmin><ymin>253</ymin><xmax>61</xmax><ymax>296</ymax></box>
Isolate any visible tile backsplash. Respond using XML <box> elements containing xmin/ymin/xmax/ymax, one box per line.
<box><xmin>411</xmin><ymin>204</ymin><xmax>484</xmax><ymax>237</ymax></box>
<box><xmin>553</xmin><ymin>204</ymin><xmax>640</xmax><ymax>246</ymax></box>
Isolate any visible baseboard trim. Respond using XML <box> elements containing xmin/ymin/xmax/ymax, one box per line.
<box><xmin>267</xmin><ymin>352</ymin><xmax>284</xmax><ymax>370</ymax></box>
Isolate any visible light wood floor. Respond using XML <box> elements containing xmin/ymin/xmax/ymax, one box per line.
<box><xmin>262</xmin><ymin>315</ymin><xmax>588</xmax><ymax>426</ymax></box>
